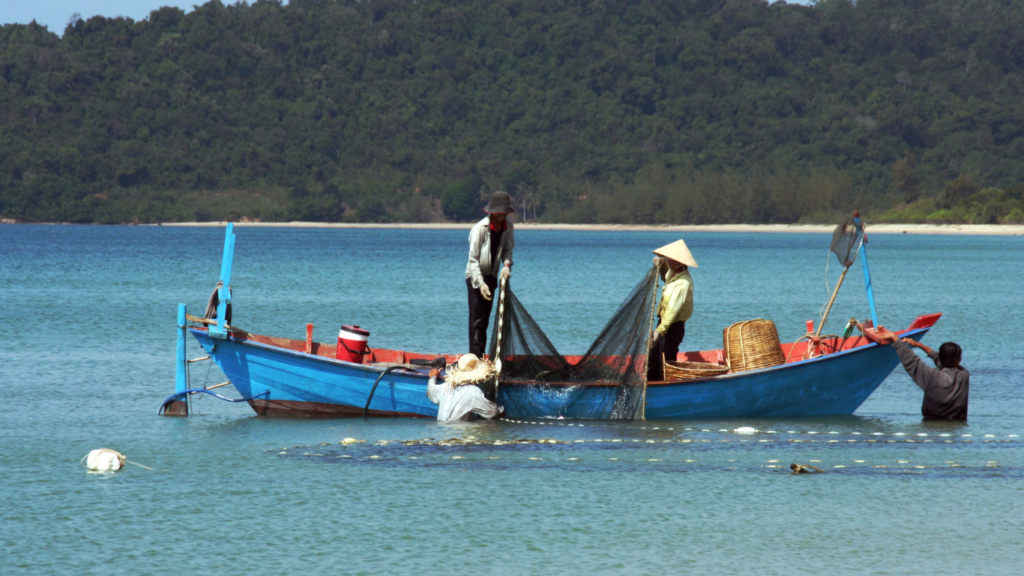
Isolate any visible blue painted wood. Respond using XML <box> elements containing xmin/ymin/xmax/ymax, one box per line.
<box><xmin>501</xmin><ymin>325</ymin><xmax>932</xmax><ymax>420</ymax></box>
<box><xmin>176</xmin><ymin>304</ymin><xmax>187</xmax><ymax>395</ymax></box>
<box><xmin>855</xmin><ymin>215</ymin><xmax>879</xmax><ymax>327</ymax></box>
<box><xmin>210</xmin><ymin>224</ymin><xmax>235</xmax><ymax>339</ymax></box>
<box><xmin>190</xmin><ymin>329</ymin><xmax>439</xmax><ymax>417</ymax></box>
<box><xmin>189</xmin><ymin>324</ymin><xmax>932</xmax><ymax>420</ymax></box>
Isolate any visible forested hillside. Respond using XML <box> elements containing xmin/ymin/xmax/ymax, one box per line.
<box><xmin>2</xmin><ymin>0</ymin><xmax>1023</xmax><ymax>224</ymax></box>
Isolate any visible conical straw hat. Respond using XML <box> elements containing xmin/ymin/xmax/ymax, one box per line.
<box><xmin>653</xmin><ymin>239</ymin><xmax>698</xmax><ymax>268</ymax></box>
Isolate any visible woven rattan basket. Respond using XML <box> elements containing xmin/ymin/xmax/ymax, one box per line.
<box><xmin>723</xmin><ymin>319</ymin><xmax>785</xmax><ymax>373</ymax></box>
<box><xmin>664</xmin><ymin>361</ymin><xmax>730</xmax><ymax>380</ymax></box>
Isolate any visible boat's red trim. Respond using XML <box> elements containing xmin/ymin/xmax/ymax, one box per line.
<box><xmin>248</xmin><ymin>398</ymin><xmax>431</xmax><ymax>418</ymax></box>
<box><xmin>189</xmin><ymin>325</ymin><xmax>460</xmax><ymax>365</ymax></box>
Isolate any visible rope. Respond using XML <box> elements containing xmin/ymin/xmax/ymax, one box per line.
<box><xmin>493</xmin><ymin>275</ymin><xmax>508</xmax><ymax>393</ymax></box>
<box><xmin>158</xmin><ymin>389</ymin><xmax>269</xmax><ymax>414</ymax></box>
<box><xmin>784</xmin><ymin>333</ymin><xmax>842</xmax><ymax>364</ymax></box>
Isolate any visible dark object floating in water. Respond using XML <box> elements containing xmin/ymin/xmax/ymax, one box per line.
<box><xmin>791</xmin><ymin>463</ymin><xmax>825</xmax><ymax>474</ymax></box>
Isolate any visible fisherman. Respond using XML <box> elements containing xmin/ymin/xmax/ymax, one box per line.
<box><xmin>648</xmin><ymin>240</ymin><xmax>697</xmax><ymax>379</ymax></box>
<box><xmin>864</xmin><ymin>328</ymin><xmax>970</xmax><ymax>420</ymax></box>
<box><xmin>426</xmin><ymin>355</ymin><xmax>502</xmax><ymax>421</ymax></box>
<box><xmin>465</xmin><ymin>191</ymin><xmax>515</xmax><ymax>357</ymax></box>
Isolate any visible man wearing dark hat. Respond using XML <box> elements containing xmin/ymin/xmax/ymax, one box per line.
<box><xmin>863</xmin><ymin>328</ymin><xmax>970</xmax><ymax>420</ymax></box>
<box><xmin>465</xmin><ymin>191</ymin><xmax>515</xmax><ymax>357</ymax></box>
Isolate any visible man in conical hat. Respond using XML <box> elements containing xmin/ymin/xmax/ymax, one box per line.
<box><xmin>649</xmin><ymin>239</ymin><xmax>697</xmax><ymax>379</ymax></box>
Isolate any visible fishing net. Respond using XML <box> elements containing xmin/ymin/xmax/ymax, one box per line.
<box><xmin>487</xmin><ymin>267</ymin><xmax>660</xmax><ymax>419</ymax></box>
<box><xmin>830</xmin><ymin>216</ymin><xmax>863</xmax><ymax>267</ymax></box>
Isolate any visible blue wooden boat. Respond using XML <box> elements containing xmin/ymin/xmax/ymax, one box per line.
<box><xmin>173</xmin><ymin>313</ymin><xmax>938</xmax><ymax>419</ymax></box>
<box><xmin>162</xmin><ymin>223</ymin><xmax>941</xmax><ymax>420</ymax></box>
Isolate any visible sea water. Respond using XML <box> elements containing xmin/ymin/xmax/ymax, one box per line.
<box><xmin>1</xmin><ymin>225</ymin><xmax>1022</xmax><ymax>575</ymax></box>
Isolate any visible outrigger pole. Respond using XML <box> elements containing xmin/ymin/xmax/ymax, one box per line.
<box><xmin>164</xmin><ymin>303</ymin><xmax>191</xmax><ymax>416</ymax></box>
<box><xmin>853</xmin><ymin>212</ymin><xmax>879</xmax><ymax>327</ymax></box>
<box><xmin>164</xmin><ymin>225</ymin><xmax>238</xmax><ymax>416</ymax></box>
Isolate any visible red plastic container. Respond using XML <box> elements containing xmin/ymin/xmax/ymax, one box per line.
<box><xmin>337</xmin><ymin>325</ymin><xmax>370</xmax><ymax>363</ymax></box>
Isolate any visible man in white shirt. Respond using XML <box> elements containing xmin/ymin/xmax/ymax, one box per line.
<box><xmin>465</xmin><ymin>191</ymin><xmax>515</xmax><ymax>356</ymax></box>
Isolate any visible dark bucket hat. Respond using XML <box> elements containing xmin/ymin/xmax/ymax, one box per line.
<box><xmin>485</xmin><ymin>190</ymin><xmax>516</xmax><ymax>214</ymax></box>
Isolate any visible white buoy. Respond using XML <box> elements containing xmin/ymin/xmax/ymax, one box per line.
<box><xmin>734</xmin><ymin>427</ymin><xmax>757</xmax><ymax>434</ymax></box>
<box><xmin>340</xmin><ymin>438</ymin><xmax>359</xmax><ymax>445</ymax></box>
<box><xmin>83</xmin><ymin>449</ymin><xmax>125</xmax><ymax>472</ymax></box>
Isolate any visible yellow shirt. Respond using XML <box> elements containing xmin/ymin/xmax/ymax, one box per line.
<box><xmin>656</xmin><ymin>266</ymin><xmax>693</xmax><ymax>334</ymax></box>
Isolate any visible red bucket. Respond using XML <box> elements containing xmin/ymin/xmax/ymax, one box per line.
<box><xmin>337</xmin><ymin>325</ymin><xmax>370</xmax><ymax>363</ymax></box>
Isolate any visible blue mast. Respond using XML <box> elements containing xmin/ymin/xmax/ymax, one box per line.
<box><xmin>854</xmin><ymin>212</ymin><xmax>879</xmax><ymax>327</ymax></box>
<box><xmin>176</xmin><ymin>303</ymin><xmax>187</xmax><ymax>395</ymax></box>
<box><xmin>209</xmin><ymin>224</ymin><xmax>236</xmax><ymax>339</ymax></box>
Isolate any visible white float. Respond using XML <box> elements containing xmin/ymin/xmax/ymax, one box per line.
<box><xmin>82</xmin><ymin>449</ymin><xmax>125</xmax><ymax>472</ymax></box>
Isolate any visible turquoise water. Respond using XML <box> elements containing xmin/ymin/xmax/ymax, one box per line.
<box><xmin>2</xmin><ymin>225</ymin><xmax>1023</xmax><ymax>575</ymax></box>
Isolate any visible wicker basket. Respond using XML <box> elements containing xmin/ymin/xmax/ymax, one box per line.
<box><xmin>724</xmin><ymin>319</ymin><xmax>785</xmax><ymax>373</ymax></box>
<box><xmin>664</xmin><ymin>361</ymin><xmax>730</xmax><ymax>380</ymax></box>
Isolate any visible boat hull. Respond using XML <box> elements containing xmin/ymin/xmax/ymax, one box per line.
<box><xmin>500</xmin><ymin>326</ymin><xmax>931</xmax><ymax>419</ymax></box>
<box><xmin>191</xmin><ymin>324</ymin><xmax>933</xmax><ymax>420</ymax></box>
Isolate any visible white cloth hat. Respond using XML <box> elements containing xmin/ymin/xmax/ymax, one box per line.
<box><xmin>653</xmin><ymin>239</ymin><xmax>698</xmax><ymax>268</ymax></box>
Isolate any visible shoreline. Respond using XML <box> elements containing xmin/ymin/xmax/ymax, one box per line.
<box><xmin>152</xmin><ymin>221</ymin><xmax>1023</xmax><ymax>235</ymax></box>
<box><xmin>3</xmin><ymin>220</ymin><xmax>1022</xmax><ymax>235</ymax></box>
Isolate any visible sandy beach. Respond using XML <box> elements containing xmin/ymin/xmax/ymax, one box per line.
<box><xmin>153</xmin><ymin>221</ymin><xmax>1024</xmax><ymax>235</ymax></box>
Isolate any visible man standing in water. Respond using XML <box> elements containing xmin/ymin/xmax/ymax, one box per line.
<box><xmin>648</xmin><ymin>239</ymin><xmax>697</xmax><ymax>379</ymax></box>
<box><xmin>465</xmin><ymin>191</ymin><xmax>515</xmax><ymax>357</ymax></box>
<box><xmin>865</xmin><ymin>328</ymin><xmax>970</xmax><ymax>420</ymax></box>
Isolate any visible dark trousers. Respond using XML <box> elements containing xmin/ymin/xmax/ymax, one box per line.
<box><xmin>648</xmin><ymin>320</ymin><xmax>686</xmax><ymax>380</ymax></box>
<box><xmin>467</xmin><ymin>275</ymin><xmax>498</xmax><ymax>357</ymax></box>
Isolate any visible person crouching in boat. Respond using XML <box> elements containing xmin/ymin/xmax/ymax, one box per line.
<box><xmin>648</xmin><ymin>240</ymin><xmax>698</xmax><ymax>380</ymax></box>
<box><xmin>465</xmin><ymin>191</ymin><xmax>515</xmax><ymax>357</ymax></box>
<box><xmin>863</xmin><ymin>327</ymin><xmax>969</xmax><ymax>420</ymax></box>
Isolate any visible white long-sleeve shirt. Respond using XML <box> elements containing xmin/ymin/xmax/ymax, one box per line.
<box><xmin>426</xmin><ymin>376</ymin><xmax>500</xmax><ymax>421</ymax></box>
<box><xmin>465</xmin><ymin>217</ymin><xmax>515</xmax><ymax>289</ymax></box>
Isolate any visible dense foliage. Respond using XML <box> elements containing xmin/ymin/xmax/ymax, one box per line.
<box><xmin>2</xmin><ymin>0</ymin><xmax>1023</xmax><ymax>224</ymax></box>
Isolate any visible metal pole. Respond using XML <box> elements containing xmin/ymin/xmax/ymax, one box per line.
<box><xmin>210</xmin><ymin>224</ymin><xmax>236</xmax><ymax>339</ymax></box>
<box><xmin>853</xmin><ymin>212</ymin><xmax>879</xmax><ymax>327</ymax></box>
